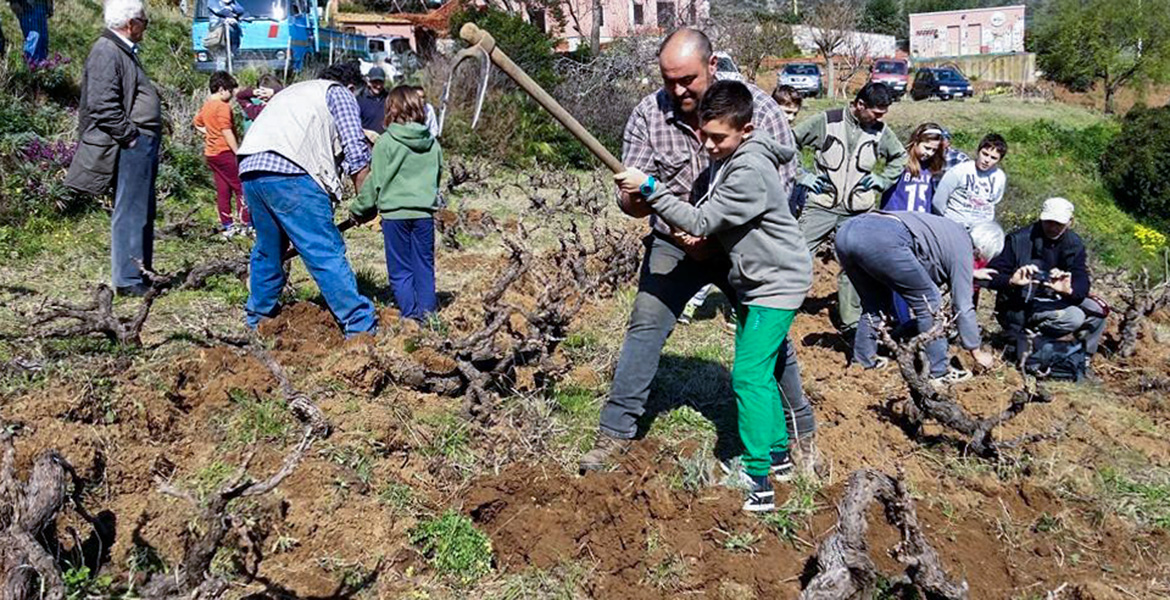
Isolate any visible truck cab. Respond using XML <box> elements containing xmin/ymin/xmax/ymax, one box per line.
<box><xmin>361</xmin><ymin>36</ymin><xmax>420</xmax><ymax>82</ymax></box>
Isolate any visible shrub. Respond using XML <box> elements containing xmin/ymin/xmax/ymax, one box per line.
<box><xmin>409</xmin><ymin>510</ymin><xmax>493</xmax><ymax>584</ymax></box>
<box><xmin>1100</xmin><ymin>105</ymin><xmax>1170</xmax><ymax>226</ymax></box>
<box><xmin>448</xmin><ymin>6</ymin><xmax>558</xmax><ymax>91</ymax></box>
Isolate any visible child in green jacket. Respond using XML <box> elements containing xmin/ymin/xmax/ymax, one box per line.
<box><xmin>349</xmin><ymin>85</ymin><xmax>443</xmax><ymax>320</ymax></box>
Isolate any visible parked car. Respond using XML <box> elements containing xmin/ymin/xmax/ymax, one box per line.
<box><xmin>778</xmin><ymin>63</ymin><xmax>822</xmax><ymax>97</ymax></box>
<box><xmin>714</xmin><ymin>51</ymin><xmax>745</xmax><ymax>81</ymax></box>
<box><xmin>869</xmin><ymin>58</ymin><xmax>909</xmax><ymax>98</ymax></box>
<box><xmin>910</xmin><ymin>67</ymin><xmax>973</xmax><ymax>101</ymax></box>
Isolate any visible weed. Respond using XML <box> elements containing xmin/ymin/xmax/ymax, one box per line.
<box><xmin>651</xmin><ymin>405</ymin><xmax>716</xmax><ymax>437</ymax></box>
<box><xmin>319</xmin><ymin>442</ymin><xmax>376</xmax><ymax>493</ymax></box>
<box><xmin>209</xmin><ymin>545</ymin><xmax>241</xmax><ymax>577</ymax></box>
<box><xmin>642</xmin><ymin>554</ymin><xmax>687</xmax><ymax>591</ymax></box>
<box><xmin>270</xmin><ymin>533</ymin><xmax>301</xmax><ymax>554</ymax></box>
<box><xmin>418</xmin><ymin>412</ymin><xmax>471</xmax><ymax>461</ymax></box>
<box><xmin>190</xmin><ymin>460</ymin><xmax>235</xmax><ymax>499</ymax></box>
<box><xmin>378</xmin><ymin>482</ymin><xmax>420</xmax><ymax>516</ymax></box>
<box><xmin>220</xmin><ymin>389</ymin><xmax>293</xmax><ymax>446</ymax></box>
<box><xmin>673</xmin><ymin>446</ymin><xmax>715</xmax><ymax>493</ymax></box>
<box><xmin>1098</xmin><ymin>467</ymin><xmax>1170</xmax><ymax>530</ymax></box>
<box><xmin>758</xmin><ymin>475</ymin><xmax>819</xmax><ymax>543</ymax></box>
<box><xmin>63</xmin><ymin>564</ymin><xmax>114</xmax><ymax>600</ymax></box>
<box><xmin>552</xmin><ymin>385</ymin><xmax>597</xmax><ymax>418</ymax></box>
<box><xmin>316</xmin><ymin>556</ymin><xmax>375</xmax><ymax>588</ymax></box>
<box><xmin>492</xmin><ymin>563</ymin><xmax>588</xmax><ymax>600</ymax></box>
<box><xmin>1033</xmin><ymin>512</ymin><xmax>1063</xmax><ymax>534</ymax></box>
<box><xmin>126</xmin><ymin>544</ymin><xmax>168</xmax><ymax>577</ymax></box>
<box><xmin>718</xmin><ymin>529</ymin><xmax>760</xmax><ymax>554</ymax></box>
<box><xmin>759</xmin><ymin>510</ymin><xmax>799</xmax><ymax>543</ymax></box>
<box><xmin>409</xmin><ymin>511</ymin><xmax>494</xmax><ymax>584</ymax></box>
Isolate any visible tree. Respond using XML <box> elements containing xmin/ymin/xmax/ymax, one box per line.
<box><xmin>805</xmin><ymin>0</ymin><xmax>861</xmax><ymax>98</ymax></box>
<box><xmin>859</xmin><ymin>0</ymin><xmax>901</xmax><ymax>38</ymax></box>
<box><xmin>1034</xmin><ymin>0</ymin><xmax>1170</xmax><ymax>114</ymax></box>
<box><xmin>714</xmin><ymin>13</ymin><xmax>800</xmax><ymax>82</ymax></box>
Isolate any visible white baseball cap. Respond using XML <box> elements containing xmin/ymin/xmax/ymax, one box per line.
<box><xmin>1039</xmin><ymin>197</ymin><xmax>1074</xmax><ymax>225</ymax></box>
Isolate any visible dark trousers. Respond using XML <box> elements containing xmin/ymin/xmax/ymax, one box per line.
<box><xmin>17</xmin><ymin>6</ymin><xmax>49</xmax><ymax>62</ymax></box>
<box><xmin>599</xmin><ymin>234</ymin><xmax>814</xmax><ymax>440</ymax></box>
<box><xmin>111</xmin><ymin>132</ymin><xmax>160</xmax><ymax>288</ymax></box>
<box><xmin>382</xmin><ymin>217</ymin><xmax>437</xmax><ymax>320</ymax></box>
<box><xmin>206</xmin><ymin>151</ymin><xmax>248</xmax><ymax>226</ymax></box>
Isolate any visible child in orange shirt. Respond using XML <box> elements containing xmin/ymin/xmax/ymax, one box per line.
<box><xmin>194</xmin><ymin>71</ymin><xmax>251</xmax><ymax>237</ymax></box>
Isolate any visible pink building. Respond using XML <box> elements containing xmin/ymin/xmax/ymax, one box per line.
<box><xmin>486</xmin><ymin>0</ymin><xmax>708</xmax><ymax>51</ymax></box>
<box><xmin>909</xmin><ymin>5</ymin><xmax>1025</xmax><ymax>58</ymax></box>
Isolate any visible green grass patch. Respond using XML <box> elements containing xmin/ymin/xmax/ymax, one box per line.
<box><xmin>190</xmin><ymin>460</ymin><xmax>235</xmax><ymax>499</ymax></box>
<box><xmin>1098</xmin><ymin>466</ymin><xmax>1170</xmax><ymax>530</ymax></box>
<box><xmin>219</xmin><ymin>389</ymin><xmax>294</xmax><ymax>446</ymax></box>
<box><xmin>62</xmin><ymin>564</ymin><xmax>114</xmax><ymax>600</ymax></box>
<box><xmin>758</xmin><ymin>475</ymin><xmax>820</xmax><ymax>544</ymax></box>
<box><xmin>409</xmin><ymin>510</ymin><xmax>494</xmax><ymax>584</ymax></box>
<box><xmin>377</xmin><ymin>481</ymin><xmax>420</xmax><ymax>516</ymax></box>
<box><xmin>553</xmin><ymin>385</ymin><xmax>598</xmax><ymax>418</ymax></box>
<box><xmin>418</xmin><ymin>412</ymin><xmax>472</xmax><ymax>461</ymax></box>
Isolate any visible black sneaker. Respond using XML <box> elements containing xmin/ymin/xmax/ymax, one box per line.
<box><xmin>743</xmin><ymin>474</ymin><xmax>775</xmax><ymax>512</ymax></box>
<box><xmin>770</xmin><ymin>449</ymin><xmax>794</xmax><ymax>481</ymax></box>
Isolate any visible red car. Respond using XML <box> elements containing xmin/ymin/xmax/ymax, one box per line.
<box><xmin>870</xmin><ymin>58</ymin><xmax>909</xmax><ymax>99</ymax></box>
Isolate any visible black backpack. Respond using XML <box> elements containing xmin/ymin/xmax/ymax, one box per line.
<box><xmin>1024</xmin><ymin>338</ymin><xmax>1086</xmax><ymax>382</ymax></box>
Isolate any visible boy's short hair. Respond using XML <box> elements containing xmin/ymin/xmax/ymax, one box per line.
<box><xmin>699</xmin><ymin>80</ymin><xmax>754</xmax><ymax>129</ymax></box>
<box><xmin>771</xmin><ymin>84</ymin><xmax>802</xmax><ymax>107</ymax></box>
<box><xmin>854</xmin><ymin>82</ymin><xmax>893</xmax><ymax>109</ymax></box>
<box><xmin>258</xmin><ymin>73</ymin><xmax>283</xmax><ymax>91</ymax></box>
<box><xmin>385</xmin><ymin>84</ymin><xmax>427</xmax><ymax>127</ymax></box>
<box><xmin>978</xmin><ymin>133</ymin><xmax>1008</xmax><ymax>158</ymax></box>
<box><xmin>209</xmin><ymin>71</ymin><xmax>237</xmax><ymax>94</ymax></box>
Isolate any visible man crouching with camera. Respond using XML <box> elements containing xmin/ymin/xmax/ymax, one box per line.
<box><xmin>984</xmin><ymin>197</ymin><xmax>1108</xmax><ymax>379</ymax></box>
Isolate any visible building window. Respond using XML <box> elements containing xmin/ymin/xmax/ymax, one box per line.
<box><xmin>633</xmin><ymin>2</ymin><xmax>643</xmax><ymax>24</ymax></box>
<box><xmin>656</xmin><ymin>1</ymin><xmax>675</xmax><ymax>28</ymax></box>
<box><xmin>527</xmin><ymin>7</ymin><xmax>546</xmax><ymax>31</ymax></box>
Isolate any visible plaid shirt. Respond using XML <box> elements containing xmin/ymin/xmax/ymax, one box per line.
<box><xmin>622</xmin><ymin>77</ymin><xmax>798</xmax><ymax>234</ymax></box>
<box><xmin>239</xmin><ymin>84</ymin><xmax>371</xmax><ymax>179</ymax></box>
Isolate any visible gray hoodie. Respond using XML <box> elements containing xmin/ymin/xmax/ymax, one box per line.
<box><xmin>647</xmin><ymin>134</ymin><xmax>813</xmax><ymax>310</ymax></box>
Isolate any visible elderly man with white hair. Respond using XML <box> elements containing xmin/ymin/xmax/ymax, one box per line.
<box><xmin>65</xmin><ymin>0</ymin><xmax>161</xmax><ymax>297</ymax></box>
<box><xmin>835</xmin><ymin>211</ymin><xmax>1004</xmax><ymax>388</ymax></box>
<box><xmin>985</xmin><ymin>197</ymin><xmax>1107</xmax><ymax>376</ymax></box>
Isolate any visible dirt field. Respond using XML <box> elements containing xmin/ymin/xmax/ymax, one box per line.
<box><xmin>2</xmin><ymin>158</ymin><xmax>1169</xmax><ymax>599</ymax></box>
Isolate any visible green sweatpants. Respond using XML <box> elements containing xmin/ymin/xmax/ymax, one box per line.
<box><xmin>733</xmin><ymin>304</ymin><xmax>797</xmax><ymax>477</ymax></box>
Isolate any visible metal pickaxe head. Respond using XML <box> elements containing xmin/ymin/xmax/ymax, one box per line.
<box><xmin>437</xmin><ymin>24</ymin><xmax>496</xmax><ymax>138</ymax></box>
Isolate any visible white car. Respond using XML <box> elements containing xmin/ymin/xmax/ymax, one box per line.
<box><xmin>714</xmin><ymin>51</ymin><xmax>745</xmax><ymax>82</ymax></box>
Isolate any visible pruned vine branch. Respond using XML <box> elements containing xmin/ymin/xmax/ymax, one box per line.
<box><xmin>800</xmin><ymin>468</ymin><xmax>969</xmax><ymax>600</ymax></box>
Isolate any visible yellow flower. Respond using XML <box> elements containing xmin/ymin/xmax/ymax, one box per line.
<box><xmin>1134</xmin><ymin>224</ymin><xmax>1167</xmax><ymax>254</ymax></box>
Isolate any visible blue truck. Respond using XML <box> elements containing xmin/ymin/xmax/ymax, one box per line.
<box><xmin>191</xmin><ymin>0</ymin><xmax>370</xmax><ymax>73</ymax></box>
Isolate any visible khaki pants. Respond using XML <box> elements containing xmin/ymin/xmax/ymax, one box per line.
<box><xmin>800</xmin><ymin>204</ymin><xmax>865</xmax><ymax>331</ymax></box>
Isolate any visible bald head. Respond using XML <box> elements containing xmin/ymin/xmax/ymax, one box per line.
<box><xmin>658</xmin><ymin>28</ymin><xmax>713</xmax><ymax>63</ymax></box>
<box><xmin>658</xmin><ymin>28</ymin><xmax>717</xmax><ymax>117</ymax></box>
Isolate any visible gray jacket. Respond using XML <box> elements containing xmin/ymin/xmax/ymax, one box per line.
<box><xmin>647</xmin><ymin>134</ymin><xmax>813</xmax><ymax>310</ymax></box>
<box><xmin>881</xmin><ymin>211</ymin><xmax>979</xmax><ymax>350</ymax></box>
<box><xmin>65</xmin><ymin>30</ymin><xmax>162</xmax><ymax>195</ymax></box>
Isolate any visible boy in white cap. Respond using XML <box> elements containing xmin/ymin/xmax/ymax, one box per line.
<box><xmin>984</xmin><ymin>197</ymin><xmax>1108</xmax><ymax>376</ymax></box>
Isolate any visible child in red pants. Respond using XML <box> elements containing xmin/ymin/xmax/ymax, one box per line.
<box><xmin>194</xmin><ymin>70</ymin><xmax>251</xmax><ymax>237</ymax></box>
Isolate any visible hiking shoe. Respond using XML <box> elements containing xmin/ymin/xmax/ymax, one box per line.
<box><xmin>578</xmin><ymin>431</ymin><xmax>631</xmax><ymax>473</ymax></box>
<box><xmin>793</xmin><ymin>434</ymin><xmax>828</xmax><ymax>480</ymax></box>
<box><xmin>770</xmin><ymin>449</ymin><xmax>794</xmax><ymax>481</ymax></box>
<box><xmin>742</xmin><ymin>474</ymin><xmax>775</xmax><ymax>512</ymax></box>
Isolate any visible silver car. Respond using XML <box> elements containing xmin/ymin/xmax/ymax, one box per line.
<box><xmin>778</xmin><ymin>63</ymin><xmax>822</xmax><ymax>97</ymax></box>
<box><xmin>714</xmin><ymin>52</ymin><xmax>745</xmax><ymax>81</ymax></box>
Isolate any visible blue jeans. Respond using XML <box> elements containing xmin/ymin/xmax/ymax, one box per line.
<box><xmin>836</xmin><ymin>215</ymin><xmax>948</xmax><ymax>377</ymax></box>
<box><xmin>243</xmin><ymin>173</ymin><xmax>376</xmax><ymax>336</ymax></box>
<box><xmin>381</xmin><ymin>217</ymin><xmax>437</xmax><ymax>320</ymax></box>
<box><xmin>111</xmin><ymin>132</ymin><xmax>159</xmax><ymax>287</ymax></box>
<box><xmin>599</xmin><ymin>234</ymin><xmax>813</xmax><ymax>440</ymax></box>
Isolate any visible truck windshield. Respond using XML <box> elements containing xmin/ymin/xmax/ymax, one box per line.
<box><xmin>195</xmin><ymin>0</ymin><xmax>289</xmax><ymax>20</ymax></box>
<box><xmin>875</xmin><ymin>61</ymin><xmax>907</xmax><ymax>74</ymax></box>
<box><xmin>937</xmin><ymin>69</ymin><xmax>964</xmax><ymax>82</ymax></box>
<box><xmin>785</xmin><ymin>64</ymin><xmax>818</xmax><ymax>75</ymax></box>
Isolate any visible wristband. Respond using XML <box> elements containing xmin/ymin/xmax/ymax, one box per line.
<box><xmin>639</xmin><ymin>175</ymin><xmax>657</xmax><ymax>197</ymax></box>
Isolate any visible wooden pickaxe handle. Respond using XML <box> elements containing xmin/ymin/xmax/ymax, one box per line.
<box><xmin>459</xmin><ymin>23</ymin><xmax>625</xmax><ymax>174</ymax></box>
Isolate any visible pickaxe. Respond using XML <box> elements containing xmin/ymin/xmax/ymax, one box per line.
<box><xmin>439</xmin><ymin>23</ymin><xmax>624</xmax><ymax>174</ymax></box>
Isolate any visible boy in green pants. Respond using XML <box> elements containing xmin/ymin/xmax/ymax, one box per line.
<box><xmin>616</xmin><ymin>80</ymin><xmax>813</xmax><ymax>512</ymax></box>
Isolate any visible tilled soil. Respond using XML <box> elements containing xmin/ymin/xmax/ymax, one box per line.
<box><xmin>2</xmin><ymin>253</ymin><xmax>1169</xmax><ymax>598</ymax></box>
